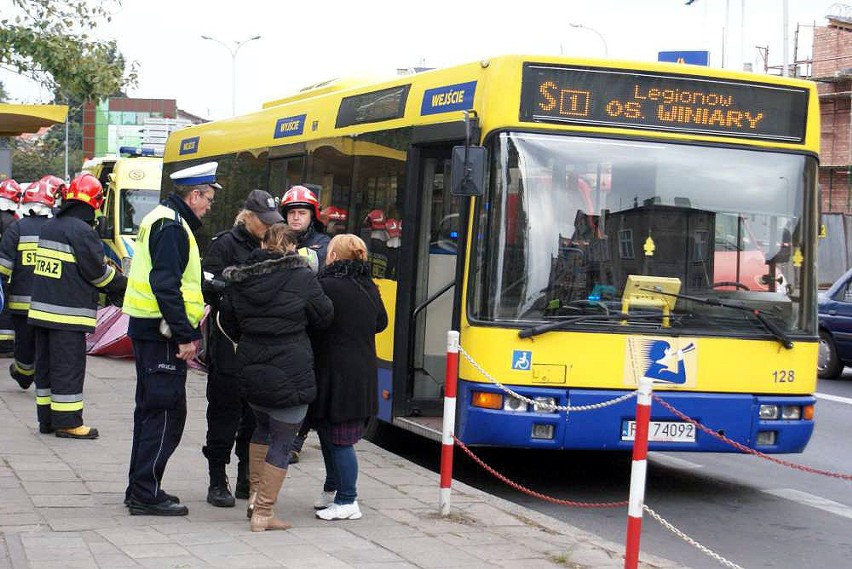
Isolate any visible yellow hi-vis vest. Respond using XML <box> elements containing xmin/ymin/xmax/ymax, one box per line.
<box><xmin>123</xmin><ymin>204</ymin><xmax>204</xmax><ymax>327</ymax></box>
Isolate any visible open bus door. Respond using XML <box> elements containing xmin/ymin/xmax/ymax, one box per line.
<box><xmin>389</xmin><ymin>144</ymin><xmax>466</xmax><ymax>440</ymax></box>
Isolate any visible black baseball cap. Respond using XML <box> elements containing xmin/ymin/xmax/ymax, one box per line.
<box><xmin>245</xmin><ymin>189</ymin><xmax>284</xmax><ymax>225</ymax></box>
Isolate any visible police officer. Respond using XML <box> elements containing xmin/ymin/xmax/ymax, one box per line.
<box><xmin>0</xmin><ymin>179</ymin><xmax>22</xmax><ymax>358</ymax></box>
<box><xmin>27</xmin><ymin>173</ymin><xmax>127</xmax><ymax>438</ymax></box>
<box><xmin>202</xmin><ymin>189</ymin><xmax>282</xmax><ymax>508</ymax></box>
<box><xmin>123</xmin><ymin>162</ymin><xmax>217</xmax><ymax>516</ymax></box>
<box><xmin>0</xmin><ymin>180</ymin><xmax>56</xmax><ymax>391</ymax></box>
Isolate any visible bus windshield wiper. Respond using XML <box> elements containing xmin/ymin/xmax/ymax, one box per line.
<box><xmin>641</xmin><ymin>288</ymin><xmax>793</xmax><ymax>349</ymax></box>
<box><xmin>518</xmin><ymin>312</ymin><xmax>666</xmax><ymax>339</ymax></box>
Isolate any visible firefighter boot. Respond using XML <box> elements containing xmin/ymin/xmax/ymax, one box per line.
<box><xmin>55</xmin><ymin>425</ymin><xmax>99</xmax><ymax>439</ymax></box>
<box><xmin>246</xmin><ymin>443</ymin><xmax>268</xmax><ymax>519</ymax></box>
<box><xmin>249</xmin><ymin>464</ymin><xmax>291</xmax><ymax>532</ymax></box>
<box><xmin>9</xmin><ymin>362</ymin><xmax>33</xmax><ymax>390</ymax></box>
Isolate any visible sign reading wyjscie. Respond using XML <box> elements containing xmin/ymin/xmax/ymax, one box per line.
<box><xmin>274</xmin><ymin>114</ymin><xmax>306</xmax><ymax>139</ymax></box>
<box><xmin>520</xmin><ymin>64</ymin><xmax>808</xmax><ymax>142</ymax></box>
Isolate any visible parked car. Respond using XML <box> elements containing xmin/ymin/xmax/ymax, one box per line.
<box><xmin>817</xmin><ymin>267</ymin><xmax>852</xmax><ymax>379</ymax></box>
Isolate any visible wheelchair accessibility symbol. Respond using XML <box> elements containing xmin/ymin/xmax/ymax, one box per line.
<box><xmin>512</xmin><ymin>350</ymin><xmax>532</xmax><ymax>370</ymax></box>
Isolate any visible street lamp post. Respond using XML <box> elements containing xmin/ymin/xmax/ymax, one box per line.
<box><xmin>568</xmin><ymin>23</ymin><xmax>609</xmax><ymax>58</ymax></box>
<box><xmin>200</xmin><ymin>35</ymin><xmax>262</xmax><ymax>116</ymax></box>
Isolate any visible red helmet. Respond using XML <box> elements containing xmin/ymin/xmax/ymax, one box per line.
<box><xmin>385</xmin><ymin>218</ymin><xmax>402</xmax><ymax>238</ymax></box>
<box><xmin>365</xmin><ymin>209</ymin><xmax>387</xmax><ymax>230</ymax></box>
<box><xmin>38</xmin><ymin>175</ymin><xmax>67</xmax><ymax>200</ymax></box>
<box><xmin>22</xmin><ymin>181</ymin><xmax>57</xmax><ymax>208</ymax></box>
<box><xmin>0</xmin><ymin>179</ymin><xmax>22</xmax><ymax>202</ymax></box>
<box><xmin>281</xmin><ymin>185</ymin><xmax>321</xmax><ymax>220</ymax></box>
<box><xmin>321</xmin><ymin>205</ymin><xmax>348</xmax><ymax>223</ymax></box>
<box><xmin>64</xmin><ymin>173</ymin><xmax>104</xmax><ymax>210</ymax></box>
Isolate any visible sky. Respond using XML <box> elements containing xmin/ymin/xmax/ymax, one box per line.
<box><xmin>0</xmin><ymin>0</ymin><xmax>836</xmax><ymax>121</ymax></box>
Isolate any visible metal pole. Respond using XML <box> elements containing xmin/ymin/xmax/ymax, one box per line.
<box><xmin>64</xmin><ymin>99</ymin><xmax>70</xmax><ymax>181</ymax></box>
<box><xmin>201</xmin><ymin>35</ymin><xmax>261</xmax><ymax>116</ymax></box>
<box><xmin>568</xmin><ymin>23</ymin><xmax>608</xmax><ymax>58</ymax></box>
<box><xmin>624</xmin><ymin>377</ymin><xmax>653</xmax><ymax>569</ymax></box>
<box><xmin>439</xmin><ymin>330</ymin><xmax>459</xmax><ymax>516</ymax></box>
<box><xmin>782</xmin><ymin>0</ymin><xmax>789</xmax><ymax>76</ymax></box>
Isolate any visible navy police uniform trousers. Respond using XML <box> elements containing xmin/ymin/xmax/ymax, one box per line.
<box><xmin>126</xmin><ymin>338</ymin><xmax>187</xmax><ymax>504</ymax></box>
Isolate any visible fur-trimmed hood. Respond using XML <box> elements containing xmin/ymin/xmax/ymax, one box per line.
<box><xmin>223</xmin><ymin>251</ymin><xmax>308</xmax><ymax>283</ymax></box>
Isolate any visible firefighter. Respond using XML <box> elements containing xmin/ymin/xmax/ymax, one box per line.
<box><xmin>202</xmin><ymin>189</ymin><xmax>282</xmax><ymax>508</ymax></box>
<box><xmin>27</xmin><ymin>173</ymin><xmax>127</xmax><ymax>439</ymax></box>
<box><xmin>280</xmin><ymin>185</ymin><xmax>330</xmax><ymax>268</ymax></box>
<box><xmin>0</xmin><ymin>180</ymin><xmax>56</xmax><ymax>390</ymax></box>
<box><xmin>123</xmin><ymin>162</ymin><xmax>217</xmax><ymax>516</ymax></box>
<box><xmin>0</xmin><ymin>178</ymin><xmax>22</xmax><ymax>356</ymax></box>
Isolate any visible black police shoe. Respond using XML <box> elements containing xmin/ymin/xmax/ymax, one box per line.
<box><xmin>128</xmin><ymin>498</ymin><xmax>188</xmax><ymax>516</ymax></box>
<box><xmin>10</xmin><ymin>363</ymin><xmax>33</xmax><ymax>390</ymax></box>
<box><xmin>207</xmin><ymin>485</ymin><xmax>236</xmax><ymax>508</ymax></box>
<box><xmin>124</xmin><ymin>491</ymin><xmax>180</xmax><ymax>506</ymax></box>
<box><xmin>38</xmin><ymin>423</ymin><xmax>54</xmax><ymax>434</ymax></box>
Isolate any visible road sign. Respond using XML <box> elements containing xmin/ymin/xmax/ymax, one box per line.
<box><xmin>658</xmin><ymin>51</ymin><xmax>710</xmax><ymax>66</ymax></box>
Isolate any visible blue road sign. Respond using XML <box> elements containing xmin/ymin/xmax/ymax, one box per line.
<box><xmin>658</xmin><ymin>51</ymin><xmax>710</xmax><ymax>66</ymax></box>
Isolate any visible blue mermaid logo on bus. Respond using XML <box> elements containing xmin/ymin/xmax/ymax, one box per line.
<box><xmin>625</xmin><ymin>337</ymin><xmax>698</xmax><ymax>387</ymax></box>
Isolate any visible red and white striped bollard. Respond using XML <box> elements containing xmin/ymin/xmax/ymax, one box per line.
<box><xmin>440</xmin><ymin>330</ymin><xmax>460</xmax><ymax>516</ymax></box>
<box><xmin>624</xmin><ymin>376</ymin><xmax>653</xmax><ymax>568</ymax></box>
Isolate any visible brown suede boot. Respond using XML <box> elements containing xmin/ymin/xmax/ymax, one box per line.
<box><xmin>249</xmin><ymin>464</ymin><xmax>291</xmax><ymax>532</ymax></box>
<box><xmin>246</xmin><ymin>443</ymin><xmax>268</xmax><ymax>519</ymax></box>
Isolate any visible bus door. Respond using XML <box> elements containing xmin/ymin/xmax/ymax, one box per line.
<box><xmin>394</xmin><ymin>145</ymin><xmax>463</xmax><ymax>438</ymax></box>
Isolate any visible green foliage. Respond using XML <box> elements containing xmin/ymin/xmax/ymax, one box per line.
<box><xmin>0</xmin><ymin>0</ymin><xmax>137</xmax><ymax>102</ymax></box>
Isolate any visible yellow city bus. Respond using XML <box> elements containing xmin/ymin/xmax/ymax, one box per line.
<box><xmin>162</xmin><ymin>55</ymin><xmax>820</xmax><ymax>453</ymax></box>
<box><xmin>84</xmin><ymin>148</ymin><xmax>162</xmax><ymax>274</ymax></box>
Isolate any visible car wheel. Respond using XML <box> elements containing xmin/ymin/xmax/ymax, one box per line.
<box><xmin>818</xmin><ymin>330</ymin><xmax>843</xmax><ymax>379</ymax></box>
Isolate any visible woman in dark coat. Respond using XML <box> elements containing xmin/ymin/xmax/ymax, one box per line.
<box><xmin>221</xmin><ymin>223</ymin><xmax>333</xmax><ymax>532</ymax></box>
<box><xmin>311</xmin><ymin>234</ymin><xmax>388</xmax><ymax>521</ymax></box>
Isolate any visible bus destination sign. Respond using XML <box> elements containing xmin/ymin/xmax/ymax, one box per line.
<box><xmin>520</xmin><ymin>64</ymin><xmax>809</xmax><ymax>143</ymax></box>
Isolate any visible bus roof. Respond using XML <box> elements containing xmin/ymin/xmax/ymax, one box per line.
<box><xmin>163</xmin><ymin>54</ymin><xmax>819</xmax><ymax>163</ymax></box>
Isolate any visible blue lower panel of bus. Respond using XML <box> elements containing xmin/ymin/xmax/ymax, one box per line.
<box><xmin>456</xmin><ymin>381</ymin><xmax>815</xmax><ymax>453</ymax></box>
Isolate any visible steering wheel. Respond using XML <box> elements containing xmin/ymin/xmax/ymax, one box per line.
<box><xmin>712</xmin><ymin>281</ymin><xmax>750</xmax><ymax>291</ymax></box>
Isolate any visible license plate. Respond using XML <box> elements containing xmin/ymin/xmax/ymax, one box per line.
<box><xmin>621</xmin><ymin>420</ymin><xmax>696</xmax><ymax>443</ymax></box>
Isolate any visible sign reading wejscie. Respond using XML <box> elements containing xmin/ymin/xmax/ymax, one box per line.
<box><xmin>520</xmin><ymin>64</ymin><xmax>808</xmax><ymax>142</ymax></box>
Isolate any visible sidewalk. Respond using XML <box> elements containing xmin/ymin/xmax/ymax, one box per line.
<box><xmin>0</xmin><ymin>356</ymin><xmax>682</xmax><ymax>569</ymax></box>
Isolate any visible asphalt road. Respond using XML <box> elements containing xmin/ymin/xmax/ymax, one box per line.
<box><xmin>377</xmin><ymin>371</ymin><xmax>852</xmax><ymax>569</ymax></box>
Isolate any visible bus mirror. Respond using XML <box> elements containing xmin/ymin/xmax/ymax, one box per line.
<box><xmin>96</xmin><ymin>215</ymin><xmax>109</xmax><ymax>238</ymax></box>
<box><xmin>451</xmin><ymin>145</ymin><xmax>486</xmax><ymax>196</ymax></box>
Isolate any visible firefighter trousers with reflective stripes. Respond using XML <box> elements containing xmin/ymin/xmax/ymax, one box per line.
<box><xmin>0</xmin><ymin>305</ymin><xmax>15</xmax><ymax>354</ymax></box>
<box><xmin>203</xmin><ymin>365</ymin><xmax>255</xmax><ymax>469</ymax></box>
<box><xmin>12</xmin><ymin>314</ymin><xmax>36</xmax><ymax>377</ymax></box>
<box><xmin>126</xmin><ymin>338</ymin><xmax>187</xmax><ymax>504</ymax></box>
<box><xmin>33</xmin><ymin>327</ymin><xmax>87</xmax><ymax>430</ymax></box>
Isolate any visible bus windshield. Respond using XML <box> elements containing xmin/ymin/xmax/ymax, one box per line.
<box><xmin>119</xmin><ymin>189</ymin><xmax>160</xmax><ymax>235</ymax></box>
<box><xmin>472</xmin><ymin>132</ymin><xmax>817</xmax><ymax>337</ymax></box>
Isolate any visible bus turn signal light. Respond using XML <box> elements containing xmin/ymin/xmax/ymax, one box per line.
<box><xmin>472</xmin><ymin>391</ymin><xmax>503</xmax><ymax>410</ymax></box>
<box><xmin>803</xmin><ymin>405</ymin><xmax>814</xmax><ymax>420</ymax></box>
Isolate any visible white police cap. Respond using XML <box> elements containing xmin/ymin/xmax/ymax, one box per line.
<box><xmin>170</xmin><ymin>161</ymin><xmax>222</xmax><ymax>189</ymax></box>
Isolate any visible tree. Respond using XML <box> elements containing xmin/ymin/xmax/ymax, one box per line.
<box><xmin>0</xmin><ymin>0</ymin><xmax>137</xmax><ymax>102</ymax></box>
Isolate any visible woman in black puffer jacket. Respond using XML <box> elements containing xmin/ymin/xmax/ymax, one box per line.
<box><xmin>221</xmin><ymin>223</ymin><xmax>333</xmax><ymax>532</ymax></box>
<box><xmin>311</xmin><ymin>234</ymin><xmax>388</xmax><ymax>522</ymax></box>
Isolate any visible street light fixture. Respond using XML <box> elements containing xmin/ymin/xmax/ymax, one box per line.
<box><xmin>568</xmin><ymin>23</ymin><xmax>609</xmax><ymax>58</ymax></box>
<box><xmin>200</xmin><ymin>34</ymin><xmax>262</xmax><ymax>116</ymax></box>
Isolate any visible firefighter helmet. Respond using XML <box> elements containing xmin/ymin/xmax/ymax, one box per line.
<box><xmin>64</xmin><ymin>173</ymin><xmax>104</xmax><ymax>210</ymax></box>
<box><xmin>0</xmin><ymin>179</ymin><xmax>22</xmax><ymax>202</ymax></box>
<box><xmin>385</xmin><ymin>218</ymin><xmax>402</xmax><ymax>239</ymax></box>
<box><xmin>365</xmin><ymin>209</ymin><xmax>387</xmax><ymax>230</ymax></box>
<box><xmin>38</xmin><ymin>175</ymin><xmax>67</xmax><ymax>200</ymax></box>
<box><xmin>321</xmin><ymin>205</ymin><xmax>348</xmax><ymax>223</ymax></box>
<box><xmin>281</xmin><ymin>185</ymin><xmax>321</xmax><ymax>220</ymax></box>
<box><xmin>22</xmin><ymin>180</ymin><xmax>57</xmax><ymax>208</ymax></box>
